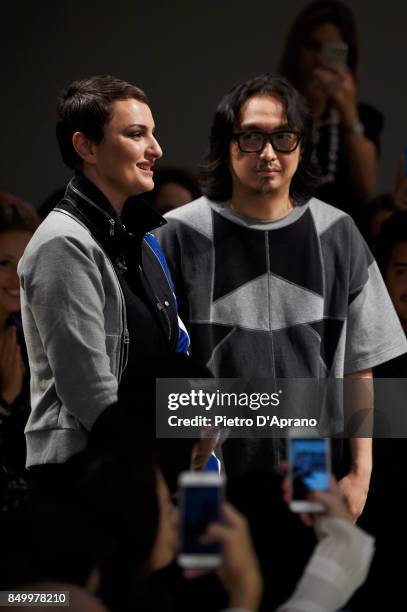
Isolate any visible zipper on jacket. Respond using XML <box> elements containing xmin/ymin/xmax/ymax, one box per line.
<box><xmin>156</xmin><ymin>301</ymin><xmax>171</xmax><ymax>343</ymax></box>
<box><xmin>118</xmin><ymin>322</ymin><xmax>130</xmax><ymax>379</ymax></box>
<box><xmin>69</xmin><ymin>181</ymin><xmax>118</xmax><ymax>236</ymax></box>
<box><xmin>144</xmin><ymin>237</ymin><xmax>177</xmax><ymax>307</ymax></box>
<box><xmin>156</xmin><ymin>300</ymin><xmax>171</xmax><ymax>341</ymax></box>
<box><xmin>120</xmin><ymin>328</ymin><xmax>130</xmax><ymax>375</ymax></box>
<box><xmin>139</xmin><ymin>264</ymin><xmax>172</xmax><ymax>344</ymax></box>
<box><xmin>55</xmin><ymin>201</ymin><xmax>129</xmax><ymax>381</ymax></box>
<box><xmin>143</xmin><ymin>237</ymin><xmax>178</xmax><ymax>347</ymax></box>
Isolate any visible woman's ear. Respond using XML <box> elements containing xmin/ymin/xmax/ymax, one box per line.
<box><xmin>72</xmin><ymin>132</ymin><xmax>97</xmax><ymax>165</ymax></box>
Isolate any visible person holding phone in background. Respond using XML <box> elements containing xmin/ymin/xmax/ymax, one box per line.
<box><xmin>279</xmin><ymin>0</ymin><xmax>383</xmax><ymax>229</ymax></box>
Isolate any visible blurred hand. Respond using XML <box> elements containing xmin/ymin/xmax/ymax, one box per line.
<box><xmin>310</xmin><ymin>478</ymin><xmax>352</xmax><ymax>522</ymax></box>
<box><xmin>313</xmin><ymin>66</ymin><xmax>358</xmax><ymax>125</ymax></box>
<box><xmin>184</xmin><ymin>503</ymin><xmax>263</xmax><ymax>611</ymax></box>
<box><xmin>282</xmin><ymin>475</ymin><xmax>352</xmax><ymax>527</ymax></box>
<box><xmin>190</xmin><ymin>436</ymin><xmax>217</xmax><ymax>470</ymax></box>
<box><xmin>0</xmin><ymin>326</ymin><xmax>23</xmax><ymax>405</ymax></box>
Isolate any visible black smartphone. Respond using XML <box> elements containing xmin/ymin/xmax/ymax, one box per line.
<box><xmin>178</xmin><ymin>471</ymin><xmax>225</xmax><ymax>568</ymax></box>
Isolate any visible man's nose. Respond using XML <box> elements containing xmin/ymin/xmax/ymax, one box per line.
<box><xmin>260</xmin><ymin>140</ymin><xmax>277</xmax><ymax>160</ymax></box>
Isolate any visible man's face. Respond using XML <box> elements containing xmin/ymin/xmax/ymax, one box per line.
<box><xmin>229</xmin><ymin>95</ymin><xmax>301</xmax><ymax>200</ymax></box>
<box><xmin>385</xmin><ymin>241</ymin><xmax>407</xmax><ymax>332</ymax></box>
<box><xmin>91</xmin><ymin>98</ymin><xmax>162</xmax><ymax>200</ymax></box>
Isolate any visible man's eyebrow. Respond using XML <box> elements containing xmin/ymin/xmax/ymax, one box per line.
<box><xmin>393</xmin><ymin>261</ymin><xmax>407</xmax><ymax>267</ymax></box>
<box><xmin>239</xmin><ymin>122</ymin><xmax>292</xmax><ymax>131</ymax></box>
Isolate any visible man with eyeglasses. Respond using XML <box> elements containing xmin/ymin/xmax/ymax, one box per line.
<box><xmin>157</xmin><ymin>75</ymin><xmax>406</xmax><ymax>521</ymax></box>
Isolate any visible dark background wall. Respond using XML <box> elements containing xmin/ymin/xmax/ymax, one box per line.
<box><xmin>1</xmin><ymin>0</ymin><xmax>406</xmax><ymax>206</ymax></box>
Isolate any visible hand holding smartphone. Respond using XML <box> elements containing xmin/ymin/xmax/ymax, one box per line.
<box><xmin>320</xmin><ymin>42</ymin><xmax>349</xmax><ymax>69</ymax></box>
<box><xmin>178</xmin><ymin>471</ymin><xmax>225</xmax><ymax>568</ymax></box>
<box><xmin>288</xmin><ymin>437</ymin><xmax>331</xmax><ymax>513</ymax></box>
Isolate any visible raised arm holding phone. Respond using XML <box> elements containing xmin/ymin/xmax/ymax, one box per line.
<box><xmin>279</xmin><ymin>0</ymin><xmax>383</xmax><ymax>226</ymax></box>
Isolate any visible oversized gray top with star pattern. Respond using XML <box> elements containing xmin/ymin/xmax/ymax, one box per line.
<box><xmin>157</xmin><ymin>196</ymin><xmax>406</xmax><ymax>380</ymax></box>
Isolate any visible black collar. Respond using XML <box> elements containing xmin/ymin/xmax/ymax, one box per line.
<box><xmin>68</xmin><ymin>173</ymin><xmax>166</xmax><ymax>239</ymax></box>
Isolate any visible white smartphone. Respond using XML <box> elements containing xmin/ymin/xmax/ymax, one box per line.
<box><xmin>321</xmin><ymin>42</ymin><xmax>349</xmax><ymax>68</ymax></box>
<box><xmin>288</xmin><ymin>437</ymin><xmax>330</xmax><ymax>513</ymax></box>
<box><xmin>178</xmin><ymin>471</ymin><xmax>225</xmax><ymax>568</ymax></box>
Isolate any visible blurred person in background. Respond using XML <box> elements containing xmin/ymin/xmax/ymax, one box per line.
<box><xmin>279</xmin><ymin>0</ymin><xmax>383</xmax><ymax>230</ymax></box>
<box><xmin>148</xmin><ymin>165</ymin><xmax>201</xmax><ymax>215</ymax></box>
<box><xmin>375</xmin><ymin>210</ymin><xmax>407</xmax><ymax>371</ymax></box>
<box><xmin>367</xmin><ymin>155</ymin><xmax>407</xmax><ymax>251</ymax></box>
<box><xmin>353</xmin><ymin>210</ymin><xmax>407</xmax><ymax>609</ymax></box>
<box><xmin>37</xmin><ymin>187</ymin><xmax>66</xmax><ymax>221</ymax></box>
<box><xmin>0</xmin><ymin>438</ymin><xmax>375</xmax><ymax>612</ymax></box>
<box><xmin>0</xmin><ymin>193</ymin><xmax>38</xmax><ymax>511</ymax></box>
<box><xmin>0</xmin><ymin>441</ymin><xmax>263</xmax><ymax>612</ymax></box>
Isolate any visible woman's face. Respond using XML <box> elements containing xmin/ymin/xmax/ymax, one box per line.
<box><xmin>299</xmin><ymin>22</ymin><xmax>345</xmax><ymax>85</ymax></box>
<box><xmin>148</xmin><ymin>470</ymin><xmax>179</xmax><ymax>572</ymax></box>
<box><xmin>0</xmin><ymin>230</ymin><xmax>31</xmax><ymax>315</ymax></box>
<box><xmin>90</xmin><ymin>99</ymin><xmax>163</xmax><ymax>203</ymax></box>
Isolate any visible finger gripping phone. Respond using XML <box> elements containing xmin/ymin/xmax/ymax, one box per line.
<box><xmin>178</xmin><ymin>471</ymin><xmax>225</xmax><ymax>568</ymax></box>
<box><xmin>288</xmin><ymin>437</ymin><xmax>330</xmax><ymax>513</ymax></box>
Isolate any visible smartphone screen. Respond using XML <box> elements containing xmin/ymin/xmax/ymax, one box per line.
<box><xmin>291</xmin><ymin>438</ymin><xmax>329</xmax><ymax>501</ymax></box>
<box><xmin>320</xmin><ymin>42</ymin><xmax>349</xmax><ymax>68</ymax></box>
<box><xmin>180</xmin><ymin>483</ymin><xmax>222</xmax><ymax>555</ymax></box>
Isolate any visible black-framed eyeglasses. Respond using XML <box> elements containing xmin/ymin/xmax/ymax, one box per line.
<box><xmin>232</xmin><ymin>131</ymin><xmax>301</xmax><ymax>153</ymax></box>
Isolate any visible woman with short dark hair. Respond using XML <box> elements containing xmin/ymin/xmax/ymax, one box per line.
<box><xmin>18</xmin><ymin>75</ymin><xmax>190</xmax><ymax>484</ymax></box>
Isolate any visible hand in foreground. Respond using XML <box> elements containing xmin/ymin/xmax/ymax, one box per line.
<box><xmin>184</xmin><ymin>503</ymin><xmax>263</xmax><ymax>611</ymax></box>
<box><xmin>0</xmin><ymin>326</ymin><xmax>23</xmax><ymax>406</ymax></box>
<box><xmin>282</xmin><ymin>474</ymin><xmax>352</xmax><ymax>527</ymax></box>
<box><xmin>338</xmin><ymin>471</ymin><xmax>370</xmax><ymax>523</ymax></box>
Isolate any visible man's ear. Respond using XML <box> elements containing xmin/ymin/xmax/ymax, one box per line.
<box><xmin>72</xmin><ymin>132</ymin><xmax>97</xmax><ymax>165</ymax></box>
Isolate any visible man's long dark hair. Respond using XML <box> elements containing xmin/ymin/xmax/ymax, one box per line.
<box><xmin>199</xmin><ymin>75</ymin><xmax>319</xmax><ymax>205</ymax></box>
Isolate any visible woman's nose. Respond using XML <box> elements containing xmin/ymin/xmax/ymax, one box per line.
<box><xmin>148</xmin><ymin>137</ymin><xmax>163</xmax><ymax>161</ymax></box>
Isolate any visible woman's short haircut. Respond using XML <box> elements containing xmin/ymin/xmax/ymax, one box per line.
<box><xmin>199</xmin><ymin>74</ymin><xmax>319</xmax><ymax>204</ymax></box>
<box><xmin>279</xmin><ymin>0</ymin><xmax>360</xmax><ymax>86</ymax></box>
<box><xmin>0</xmin><ymin>192</ymin><xmax>39</xmax><ymax>234</ymax></box>
<box><xmin>56</xmin><ymin>75</ymin><xmax>149</xmax><ymax>170</ymax></box>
